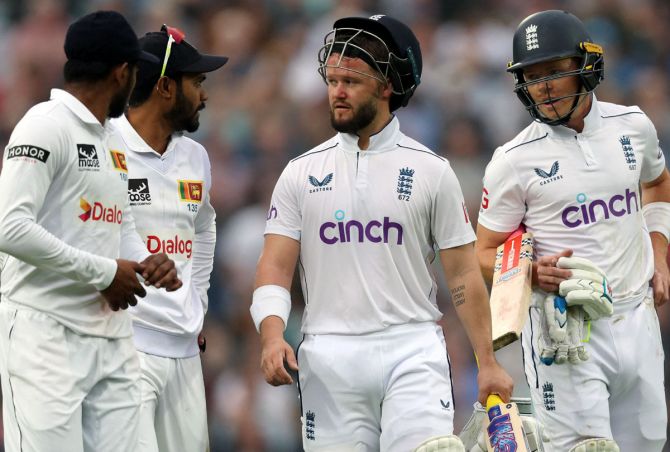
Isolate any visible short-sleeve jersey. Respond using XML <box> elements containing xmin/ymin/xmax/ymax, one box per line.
<box><xmin>266</xmin><ymin>117</ymin><xmax>475</xmax><ymax>334</ymax></box>
<box><xmin>478</xmin><ymin>98</ymin><xmax>665</xmax><ymax>301</ymax></box>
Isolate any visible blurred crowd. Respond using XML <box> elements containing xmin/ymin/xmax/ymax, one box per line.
<box><xmin>0</xmin><ymin>0</ymin><xmax>669</xmax><ymax>450</ymax></box>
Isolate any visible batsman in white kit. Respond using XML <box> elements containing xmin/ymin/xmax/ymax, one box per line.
<box><xmin>0</xmin><ymin>11</ymin><xmax>182</xmax><ymax>452</ymax></box>
<box><xmin>251</xmin><ymin>14</ymin><xmax>513</xmax><ymax>452</ymax></box>
<box><xmin>112</xmin><ymin>25</ymin><xmax>227</xmax><ymax>452</ymax></box>
<box><xmin>476</xmin><ymin>10</ymin><xmax>669</xmax><ymax>452</ymax></box>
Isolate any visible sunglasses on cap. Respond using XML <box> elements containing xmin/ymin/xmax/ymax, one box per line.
<box><xmin>160</xmin><ymin>24</ymin><xmax>185</xmax><ymax>77</ymax></box>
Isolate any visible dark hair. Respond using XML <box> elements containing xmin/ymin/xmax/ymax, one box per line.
<box><xmin>128</xmin><ymin>62</ymin><xmax>183</xmax><ymax>108</ymax></box>
<box><xmin>63</xmin><ymin>60</ymin><xmax>121</xmax><ymax>83</ymax></box>
<box><xmin>333</xmin><ymin>30</ymin><xmax>390</xmax><ymax>79</ymax></box>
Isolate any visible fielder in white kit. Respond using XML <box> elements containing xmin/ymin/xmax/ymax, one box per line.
<box><xmin>0</xmin><ymin>11</ymin><xmax>181</xmax><ymax>452</ymax></box>
<box><xmin>476</xmin><ymin>10</ymin><xmax>669</xmax><ymax>452</ymax></box>
<box><xmin>112</xmin><ymin>25</ymin><xmax>227</xmax><ymax>452</ymax></box>
<box><xmin>251</xmin><ymin>14</ymin><xmax>513</xmax><ymax>452</ymax></box>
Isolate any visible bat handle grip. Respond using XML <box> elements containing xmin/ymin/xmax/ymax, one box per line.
<box><xmin>486</xmin><ymin>394</ymin><xmax>504</xmax><ymax>410</ymax></box>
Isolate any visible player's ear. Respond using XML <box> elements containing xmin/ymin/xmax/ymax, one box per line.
<box><xmin>110</xmin><ymin>62</ymin><xmax>130</xmax><ymax>88</ymax></box>
<box><xmin>154</xmin><ymin>76</ymin><xmax>174</xmax><ymax>99</ymax></box>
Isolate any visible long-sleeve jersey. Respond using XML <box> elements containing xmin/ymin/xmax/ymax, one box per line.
<box><xmin>112</xmin><ymin>115</ymin><xmax>216</xmax><ymax>358</ymax></box>
<box><xmin>266</xmin><ymin>117</ymin><xmax>476</xmax><ymax>334</ymax></box>
<box><xmin>0</xmin><ymin>89</ymin><xmax>147</xmax><ymax>338</ymax></box>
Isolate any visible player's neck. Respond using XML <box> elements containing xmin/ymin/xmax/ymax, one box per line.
<box><xmin>563</xmin><ymin>93</ymin><xmax>593</xmax><ymax>133</ymax></box>
<box><xmin>65</xmin><ymin>83</ymin><xmax>113</xmax><ymax>126</ymax></box>
<box><xmin>126</xmin><ymin>106</ymin><xmax>174</xmax><ymax>155</ymax></box>
<box><xmin>355</xmin><ymin>112</ymin><xmax>393</xmax><ymax>150</ymax></box>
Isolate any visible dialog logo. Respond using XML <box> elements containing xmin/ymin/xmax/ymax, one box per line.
<box><xmin>146</xmin><ymin>235</ymin><xmax>193</xmax><ymax>259</ymax></box>
<box><xmin>78</xmin><ymin>198</ymin><xmax>122</xmax><ymax>224</ymax></box>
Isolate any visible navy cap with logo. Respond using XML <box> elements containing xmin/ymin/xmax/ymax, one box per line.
<box><xmin>64</xmin><ymin>11</ymin><xmax>159</xmax><ymax>65</ymax></box>
<box><xmin>139</xmin><ymin>25</ymin><xmax>228</xmax><ymax>79</ymax></box>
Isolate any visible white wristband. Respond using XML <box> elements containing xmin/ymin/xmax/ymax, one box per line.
<box><xmin>643</xmin><ymin>202</ymin><xmax>670</xmax><ymax>242</ymax></box>
<box><xmin>250</xmin><ymin>285</ymin><xmax>291</xmax><ymax>333</ymax></box>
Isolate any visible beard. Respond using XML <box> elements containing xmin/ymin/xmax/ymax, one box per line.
<box><xmin>165</xmin><ymin>84</ymin><xmax>203</xmax><ymax>133</ymax></box>
<box><xmin>108</xmin><ymin>77</ymin><xmax>134</xmax><ymax>118</ymax></box>
<box><xmin>330</xmin><ymin>97</ymin><xmax>377</xmax><ymax>134</ymax></box>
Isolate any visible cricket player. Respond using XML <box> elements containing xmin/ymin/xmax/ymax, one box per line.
<box><xmin>476</xmin><ymin>10</ymin><xmax>669</xmax><ymax>451</ymax></box>
<box><xmin>112</xmin><ymin>26</ymin><xmax>227</xmax><ymax>452</ymax></box>
<box><xmin>251</xmin><ymin>14</ymin><xmax>513</xmax><ymax>452</ymax></box>
<box><xmin>0</xmin><ymin>11</ymin><xmax>181</xmax><ymax>452</ymax></box>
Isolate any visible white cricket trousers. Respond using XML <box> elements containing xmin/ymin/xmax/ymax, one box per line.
<box><xmin>297</xmin><ymin>322</ymin><xmax>456</xmax><ymax>452</ymax></box>
<box><xmin>0</xmin><ymin>304</ymin><xmax>141</xmax><ymax>452</ymax></box>
<box><xmin>522</xmin><ymin>294</ymin><xmax>666</xmax><ymax>451</ymax></box>
<box><xmin>136</xmin><ymin>351</ymin><xmax>208</xmax><ymax>452</ymax></box>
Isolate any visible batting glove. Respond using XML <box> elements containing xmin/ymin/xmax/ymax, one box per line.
<box><xmin>557</xmin><ymin>257</ymin><xmax>614</xmax><ymax>320</ymax></box>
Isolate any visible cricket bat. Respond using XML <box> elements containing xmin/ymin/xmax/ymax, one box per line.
<box><xmin>485</xmin><ymin>394</ymin><xmax>530</xmax><ymax>451</ymax></box>
<box><xmin>489</xmin><ymin>227</ymin><xmax>534</xmax><ymax>351</ymax></box>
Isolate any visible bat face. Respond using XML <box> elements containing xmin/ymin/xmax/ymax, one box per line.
<box><xmin>485</xmin><ymin>395</ymin><xmax>530</xmax><ymax>451</ymax></box>
<box><xmin>490</xmin><ymin>230</ymin><xmax>534</xmax><ymax>351</ymax></box>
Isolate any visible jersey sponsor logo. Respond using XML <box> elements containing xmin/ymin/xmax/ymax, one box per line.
<box><xmin>178</xmin><ymin>180</ymin><xmax>203</xmax><ymax>203</ymax></box>
<box><xmin>77</xmin><ymin>144</ymin><xmax>100</xmax><ymax>170</ymax></box>
<box><xmin>267</xmin><ymin>204</ymin><xmax>277</xmax><ymax>220</ymax></box>
<box><xmin>6</xmin><ymin>145</ymin><xmax>50</xmax><ymax>163</ymax></box>
<box><xmin>146</xmin><ymin>234</ymin><xmax>192</xmax><ymax>259</ymax></box>
<box><xmin>128</xmin><ymin>178</ymin><xmax>152</xmax><ymax>206</ymax></box>
<box><xmin>440</xmin><ymin>399</ymin><xmax>451</xmax><ymax>410</ymax></box>
<box><xmin>78</xmin><ymin>197</ymin><xmax>122</xmax><ymax>224</ymax></box>
<box><xmin>308</xmin><ymin>173</ymin><xmax>333</xmax><ymax>193</ymax></box>
<box><xmin>561</xmin><ymin>189</ymin><xmax>639</xmax><ymax>228</ymax></box>
<box><xmin>397</xmin><ymin>167</ymin><xmax>414</xmax><ymax>201</ymax></box>
<box><xmin>109</xmin><ymin>150</ymin><xmax>128</xmax><ymax>173</ymax></box>
<box><xmin>319</xmin><ymin>210</ymin><xmax>404</xmax><ymax>245</ymax></box>
<box><xmin>619</xmin><ymin>135</ymin><xmax>636</xmax><ymax>170</ymax></box>
<box><xmin>481</xmin><ymin>187</ymin><xmax>490</xmax><ymax>210</ymax></box>
<box><xmin>534</xmin><ymin>160</ymin><xmax>563</xmax><ymax>185</ymax></box>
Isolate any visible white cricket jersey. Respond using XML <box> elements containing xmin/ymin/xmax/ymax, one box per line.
<box><xmin>0</xmin><ymin>89</ymin><xmax>146</xmax><ymax>338</ymax></box>
<box><xmin>112</xmin><ymin>115</ymin><xmax>216</xmax><ymax>358</ymax></box>
<box><xmin>479</xmin><ymin>97</ymin><xmax>665</xmax><ymax>302</ymax></box>
<box><xmin>266</xmin><ymin>116</ymin><xmax>475</xmax><ymax>334</ymax></box>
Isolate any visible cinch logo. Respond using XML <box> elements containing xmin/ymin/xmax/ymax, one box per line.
<box><xmin>561</xmin><ymin>189</ymin><xmax>639</xmax><ymax>228</ymax></box>
<box><xmin>6</xmin><ymin>145</ymin><xmax>50</xmax><ymax>163</ymax></box>
<box><xmin>128</xmin><ymin>178</ymin><xmax>151</xmax><ymax>206</ymax></box>
<box><xmin>147</xmin><ymin>235</ymin><xmax>193</xmax><ymax>259</ymax></box>
<box><xmin>319</xmin><ymin>210</ymin><xmax>403</xmax><ymax>245</ymax></box>
<box><xmin>178</xmin><ymin>180</ymin><xmax>203</xmax><ymax>203</ymax></box>
<box><xmin>79</xmin><ymin>198</ymin><xmax>122</xmax><ymax>224</ymax></box>
<box><xmin>78</xmin><ymin>144</ymin><xmax>99</xmax><ymax>169</ymax></box>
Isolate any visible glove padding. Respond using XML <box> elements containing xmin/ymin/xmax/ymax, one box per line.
<box><xmin>414</xmin><ymin>435</ymin><xmax>465</xmax><ymax>452</ymax></box>
<box><xmin>539</xmin><ymin>295</ymin><xmax>588</xmax><ymax>365</ymax></box>
<box><xmin>568</xmin><ymin>438</ymin><xmax>620</xmax><ymax>452</ymax></box>
<box><xmin>557</xmin><ymin>257</ymin><xmax>613</xmax><ymax>320</ymax></box>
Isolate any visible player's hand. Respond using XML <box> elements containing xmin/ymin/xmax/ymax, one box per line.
<box><xmin>198</xmin><ymin>333</ymin><xmax>206</xmax><ymax>353</ymax></box>
<box><xmin>101</xmin><ymin>259</ymin><xmax>147</xmax><ymax>311</ymax></box>
<box><xmin>536</xmin><ymin>249</ymin><xmax>573</xmax><ymax>292</ymax></box>
<box><xmin>260</xmin><ymin>324</ymin><xmax>298</xmax><ymax>387</ymax></box>
<box><xmin>652</xmin><ymin>258</ymin><xmax>670</xmax><ymax>306</ymax></box>
<box><xmin>476</xmin><ymin>360</ymin><xmax>513</xmax><ymax>406</ymax></box>
<box><xmin>141</xmin><ymin>253</ymin><xmax>182</xmax><ymax>291</ymax></box>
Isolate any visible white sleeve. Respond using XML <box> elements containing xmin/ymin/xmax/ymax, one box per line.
<box><xmin>264</xmin><ymin>163</ymin><xmax>301</xmax><ymax>240</ymax></box>
<box><xmin>192</xmin><ymin>154</ymin><xmax>216</xmax><ymax>314</ymax></box>
<box><xmin>432</xmin><ymin>163</ymin><xmax>476</xmax><ymax>249</ymax></box>
<box><xmin>0</xmin><ymin>115</ymin><xmax>117</xmax><ymax>290</ymax></box>
<box><xmin>640</xmin><ymin>114</ymin><xmax>666</xmax><ymax>183</ymax></box>
<box><xmin>477</xmin><ymin>151</ymin><xmax>526</xmax><ymax>232</ymax></box>
<box><xmin>120</xmin><ymin>203</ymin><xmax>151</xmax><ymax>262</ymax></box>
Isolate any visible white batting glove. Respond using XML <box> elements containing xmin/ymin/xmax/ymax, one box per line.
<box><xmin>414</xmin><ymin>435</ymin><xmax>465</xmax><ymax>452</ymax></box>
<box><xmin>538</xmin><ymin>294</ymin><xmax>568</xmax><ymax>365</ymax></box>
<box><xmin>557</xmin><ymin>257</ymin><xmax>614</xmax><ymax>320</ymax></box>
<box><xmin>566</xmin><ymin>306</ymin><xmax>589</xmax><ymax>364</ymax></box>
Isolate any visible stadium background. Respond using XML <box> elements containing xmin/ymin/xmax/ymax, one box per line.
<box><xmin>0</xmin><ymin>0</ymin><xmax>668</xmax><ymax>450</ymax></box>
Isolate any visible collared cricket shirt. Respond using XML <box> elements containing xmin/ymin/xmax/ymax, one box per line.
<box><xmin>0</xmin><ymin>89</ymin><xmax>140</xmax><ymax>338</ymax></box>
<box><xmin>266</xmin><ymin>117</ymin><xmax>475</xmax><ymax>335</ymax></box>
<box><xmin>479</xmin><ymin>97</ymin><xmax>665</xmax><ymax>301</ymax></box>
<box><xmin>112</xmin><ymin>115</ymin><xmax>216</xmax><ymax>358</ymax></box>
